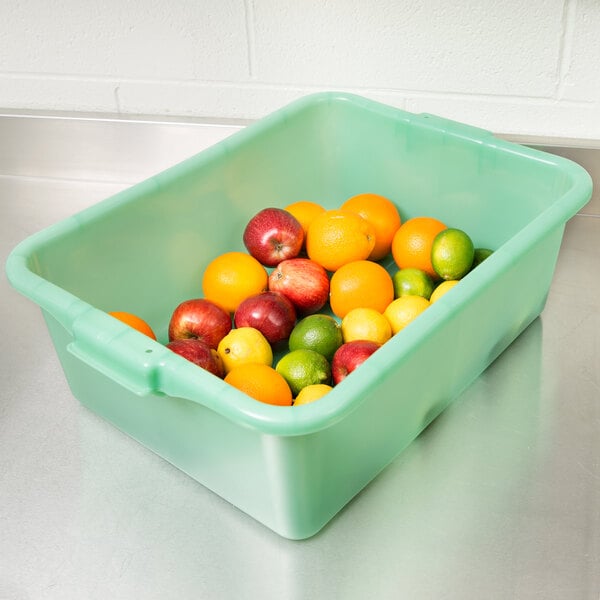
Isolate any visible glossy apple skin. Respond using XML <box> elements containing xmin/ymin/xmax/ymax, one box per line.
<box><xmin>268</xmin><ymin>258</ymin><xmax>330</xmax><ymax>315</ymax></box>
<box><xmin>166</xmin><ymin>338</ymin><xmax>225</xmax><ymax>378</ymax></box>
<box><xmin>331</xmin><ymin>340</ymin><xmax>380</xmax><ymax>385</ymax></box>
<box><xmin>168</xmin><ymin>298</ymin><xmax>232</xmax><ymax>349</ymax></box>
<box><xmin>243</xmin><ymin>207</ymin><xmax>304</xmax><ymax>267</ymax></box>
<box><xmin>234</xmin><ymin>291</ymin><xmax>297</xmax><ymax>346</ymax></box>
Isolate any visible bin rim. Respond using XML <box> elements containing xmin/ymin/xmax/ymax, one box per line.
<box><xmin>5</xmin><ymin>91</ymin><xmax>593</xmax><ymax>437</ymax></box>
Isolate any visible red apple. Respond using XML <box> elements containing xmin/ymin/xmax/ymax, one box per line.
<box><xmin>243</xmin><ymin>207</ymin><xmax>304</xmax><ymax>267</ymax></box>
<box><xmin>168</xmin><ymin>298</ymin><xmax>232</xmax><ymax>349</ymax></box>
<box><xmin>268</xmin><ymin>258</ymin><xmax>330</xmax><ymax>315</ymax></box>
<box><xmin>331</xmin><ymin>340</ymin><xmax>380</xmax><ymax>385</ymax></box>
<box><xmin>234</xmin><ymin>291</ymin><xmax>297</xmax><ymax>346</ymax></box>
<box><xmin>166</xmin><ymin>338</ymin><xmax>225</xmax><ymax>378</ymax></box>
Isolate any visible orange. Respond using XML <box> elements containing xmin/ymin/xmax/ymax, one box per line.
<box><xmin>306</xmin><ymin>209</ymin><xmax>376</xmax><ymax>272</ymax></box>
<box><xmin>108</xmin><ymin>311</ymin><xmax>157</xmax><ymax>340</ymax></box>
<box><xmin>202</xmin><ymin>251</ymin><xmax>268</xmax><ymax>314</ymax></box>
<box><xmin>329</xmin><ymin>260</ymin><xmax>395</xmax><ymax>319</ymax></box>
<box><xmin>225</xmin><ymin>363</ymin><xmax>293</xmax><ymax>406</ymax></box>
<box><xmin>391</xmin><ymin>216</ymin><xmax>447</xmax><ymax>279</ymax></box>
<box><xmin>284</xmin><ymin>200</ymin><xmax>326</xmax><ymax>238</ymax></box>
<box><xmin>341</xmin><ymin>193</ymin><xmax>402</xmax><ymax>261</ymax></box>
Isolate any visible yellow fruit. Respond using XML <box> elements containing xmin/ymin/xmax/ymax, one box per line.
<box><xmin>430</xmin><ymin>280</ymin><xmax>460</xmax><ymax>303</ymax></box>
<box><xmin>383</xmin><ymin>296</ymin><xmax>430</xmax><ymax>335</ymax></box>
<box><xmin>225</xmin><ymin>364</ymin><xmax>292</xmax><ymax>406</ymax></box>
<box><xmin>341</xmin><ymin>193</ymin><xmax>402</xmax><ymax>261</ymax></box>
<box><xmin>294</xmin><ymin>384</ymin><xmax>333</xmax><ymax>406</ymax></box>
<box><xmin>341</xmin><ymin>307</ymin><xmax>392</xmax><ymax>345</ymax></box>
<box><xmin>306</xmin><ymin>209</ymin><xmax>376</xmax><ymax>272</ymax></box>
<box><xmin>217</xmin><ymin>327</ymin><xmax>273</xmax><ymax>374</ymax></box>
<box><xmin>329</xmin><ymin>260</ymin><xmax>394</xmax><ymax>319</ymax></box>
<box><xmin>202</xmin><ymin>251</ymin><xmax>268</xmax><ymax>314</ymax></box>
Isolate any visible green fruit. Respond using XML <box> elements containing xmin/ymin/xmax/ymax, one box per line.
<box><xmin>472</xmin><ymin>248</ymin><xmax>494</xmax><ymax>269</ymax></box>
<box><xmin>276</xmin><ymin>349</ymin><xmax>332</xmax><ymax>396</ymax></box>
<box><xmin>288</xmin><ymin>314</ymin><xmax>343</xmax><ymax>362</ymax></box>
<box><xmin>392</xmin><ymin>267</ymin><xmax>435</xmax><ymax>300</ymax></box>
<box><xmin>431</xmin><ymin>228</ymin><xmax>474</xmax><ymax>280</ymax></box>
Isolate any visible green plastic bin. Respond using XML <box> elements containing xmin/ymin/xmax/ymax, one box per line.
<box><xmin>5</xmin><ymin>93</ymin><xmax>592</xmax><ymax>539</ymax></box>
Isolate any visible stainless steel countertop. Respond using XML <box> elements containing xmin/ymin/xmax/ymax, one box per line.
<box><xmin>1</xmin><ymin>114</ymin><xmax>599</xmax><ymax>600</ymax></box>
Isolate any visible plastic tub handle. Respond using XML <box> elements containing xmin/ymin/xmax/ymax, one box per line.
<box><xmin>66</xmin><ymin>308</ymin><xmax>234</xmax><ymax>409</ymax></box>
<box><xmin>66</xmin><ymin>309</ymin><xmax>164</xmax><ymax>396</ymax></box>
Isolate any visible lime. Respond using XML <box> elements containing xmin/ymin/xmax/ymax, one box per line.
<box><xmin>430</xmin><ymin>280</ymin><xmax>459</xmax><ymax>303</ymax></box>
<box><xmin>276</xmin><ymin>349</ymin><xmax>332</xmax><ymax>396</ymax></box>
<box><xmin>392</xmin><ymin>267</ymin><xmax>435</xmax><ymax>300</ymax></box>
<box><xmin>383</xmin><ymin>296</ymin><xmax>430</xmax><ymax>335</ymax></box>
<box><xmin>288</xmin><ymin>314</ymin><xmax>343</xmax><ymax>362</ymax></box>
<box><xmin>294</xmin><ymin>384</ymin><xmax>333</xmax><ymax>406</ymax></box>
<box><xmin>472</xmin><ymin>247</ymin><xmax>493</xmax><ymax>269</ymax></box>
<box><xmin>431</xmin><ymin>228</ymin><xmax>474</xmax><ymax>280</ymax></box>
<box><xmin>341</xmin><ymin>307</ymin><xmax>392</xmax><ymax>345</ymax></box>
<box><xmin>217</xmin><ymin>327</ymin><xmax>273</xmax><ymax>374</ymax></box>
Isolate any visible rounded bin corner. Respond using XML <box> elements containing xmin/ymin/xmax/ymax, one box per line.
<box><xmin>4</xmin><ymin>244</ymin><xmax>28</xmax><ymax>291</ymax></box>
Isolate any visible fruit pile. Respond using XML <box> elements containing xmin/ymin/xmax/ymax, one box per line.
<box><xmin>109</xmin><ymin>194</ymin><xmax>492</xmax><ymax>407</ymax></box>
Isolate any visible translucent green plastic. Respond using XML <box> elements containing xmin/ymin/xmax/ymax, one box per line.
<box><xmin>5</xmin><ymin>93</ymin><xmax>592</xmax><ymax>539</ymax></box>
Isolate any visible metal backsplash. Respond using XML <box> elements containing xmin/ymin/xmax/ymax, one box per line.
<box><xmin>0</xmin><ymin>111</ymin><xmax>597</xmax><ymax>216</ymax></box>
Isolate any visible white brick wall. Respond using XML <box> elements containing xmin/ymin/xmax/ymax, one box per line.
<box><xmin>1</xmin><ymin>0</ymin><xmax>599</xmax><ymax>138</ymax></box>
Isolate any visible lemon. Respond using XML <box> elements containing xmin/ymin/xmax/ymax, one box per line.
<box><xmin>294</xmin><ymin>384</ymin><xmax>333</xmax><ymax>406</ymax></box>
<box><xmin>217</xmin><ymin>327</ymin><xmax>273</xmax><ymax>374</ymax></box>
<box><xmin>383</xmin><ymin>296</ymin><xmax>430</xmax><ymax>335</ymax></box>
<box><xmin>276</xmin><ymin>349</ymin><xmax>331</xmax><ymax>396</ymax></box>
<box><xmin>392</xmin><ymin>267</ymin><xmax>435</xmax><ymax>300</ymax></box>
<box><xmin>431</xmin><ymin>228</ymin><xmax>474</xmax><ymax>280</ymax></box>
<box><xmin>341</xmin><ymin>307</ymin><xmax>392</xmax><ymax>345</ymax></box>
<box><xmin>288</xmin><ymin>314</ymin><xmax>343</xmax><ymax>362</ymax></box>
<box><xmin>430</xmin><ymin>280</ymin><xmax>459</xmax><ymax>303</ymax></box>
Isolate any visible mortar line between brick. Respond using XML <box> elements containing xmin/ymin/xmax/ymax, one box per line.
<box><xmin>244</xmin><ymin>0</ymin><xmax>256</xmax><ymax>79</ymax></box>
<box><xmin>113</xmin><ymin>83</ymin><xmax>122</xmax><ymax>114</ymax></box>
<box><xmin>1</xmin><ymin>73</ymin><xmax>597</xmax><ymax>108</ymax></box>
<box><xmin>557</xmin><ymin>0</ymin><xmax>577</xmax><ymax>99</ymax></box>
<box><xmin>0</xmin><ymin>73</ymin><xmax>584</xmax><ymax>100</ymax></box>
